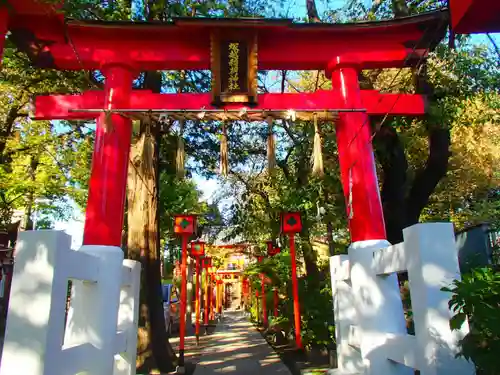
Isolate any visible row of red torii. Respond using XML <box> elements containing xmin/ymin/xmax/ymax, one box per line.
<box><xmin>0</xmin><ymin>2</ymin><xmax>451</xmax><ymax>372</ymax></box>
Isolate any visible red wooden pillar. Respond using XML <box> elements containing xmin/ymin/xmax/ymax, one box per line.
<box><xmin>195</xmin><ymin>256</ymin><xmax>201</xmax><ymax>343</ymax></box>
<box><xmin>83</xmin><ymin>64</ymin><xmax>135</xmax><ymax>246</ymax></box>
<box><xmin>289</xmin><ymin>233</ymin><xmax>302</xmax><ymax>348</ymax></box>
<box><xmin>179</xmin><ymin>235</ymin><xmax>189</xmax><ymax>366</ymax></box>
<box><xmin>255</xmin><ymin>289</ymin><xmax>260</xmax><ymax>324</ymax></box>
<box><xmin>328</xmin><ymin>63</ymin><xmax>386</xmax><ymax>242</ymax></box>
<box><xmin>0</xmin><ymin>7</ymin><xmax>8</xmax><ymax>63</ymax></box>
<box><xmin>204</xmin><ymin>264</ymin><xmax>209</xmax><ymax>325</ymax></box>
<box><xmin>261</xmin><ymin>273</ymin><xmax>267</xmax><ymax>326</ymax></box>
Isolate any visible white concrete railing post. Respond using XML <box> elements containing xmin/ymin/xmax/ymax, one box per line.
<box><xmin>0</xmin><ymin>231</ymin><xmax>71</xmax><ymax>375</ymax></box>
<box><xmin>64</xmin><ymin>245</ymin><xmax>124</xmax><ymax>375</ymax></box>
<box><xmin>114</xmin><ymin>259</ymin><xmax>141</xmax><ymax>375</ymax></box>
<box><xmin>329</xmin><ymin>255</ymin><xmax>363</xmax><ymax>374</ymax></box>
<box><xmin>348</xmin><ymin>239</ymin><xmax>411</xmax><ymax>375</ymax></box>
<box><xmin>403</xmin><ymin>223</ymin><xmax>475</xmax><ymax>375</ymax></box>
<box><xmin>329</xmin><ymin>223</ymin><xmax>475</xmax><ymax>375</ymax></box>
<box><xmin>0</xmin><ymin>230</ymin><xmax>141</xmax><ymax>375</ymax></box>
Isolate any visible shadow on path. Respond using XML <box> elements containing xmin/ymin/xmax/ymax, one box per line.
<box><xmin>192</xmin><ymin>310</ymin><xmax>291</xmax><ymax>375</ymax></box>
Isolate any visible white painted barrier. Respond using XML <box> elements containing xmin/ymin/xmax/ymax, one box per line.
<box><xmin>0</xmin><ymin>230</ymin><xmax>141</xmax><ymax>375</ymax></box>
<box><xmin>329</xmin><ymin>223</ymin><xmax>476</xmax><ymax>375</ymax></box>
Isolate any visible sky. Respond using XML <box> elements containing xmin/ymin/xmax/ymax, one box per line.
<box><xmin>52</xmin><ymin>1</ymin><xmax>500</xmax><ymax>248</ymax></box>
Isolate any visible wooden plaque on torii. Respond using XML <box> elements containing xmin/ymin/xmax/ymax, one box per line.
<box><xmin>210</xmin><ymin>30</ymin><xmax>258</xmax><ymax>106</ymax></box>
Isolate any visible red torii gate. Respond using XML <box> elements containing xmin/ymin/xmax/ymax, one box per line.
<box><xmin>6</xmin><ymin>10</ymin><xmax>447</xmax><ymax>251</ymax></box>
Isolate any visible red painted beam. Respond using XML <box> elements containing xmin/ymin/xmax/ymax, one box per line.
<box><xmin>34</xmin><ymin>90</ymin><xmax>426</xmax><ymax>120</ymax></box>
<box><xmin>450</xmin><ymin>0</ymin><xmax>500</xmax><ymax>34</ymax></box>
<box><xmin>10</xmin><ymin>11</ymin><xmax>446</xmax><ymax>71</ymax></box>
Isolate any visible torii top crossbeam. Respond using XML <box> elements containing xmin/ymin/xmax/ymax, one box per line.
<box><xmin>10</xmin><ymin>10</ymin><xmax>447</xmax><ymax>71</ymax></box>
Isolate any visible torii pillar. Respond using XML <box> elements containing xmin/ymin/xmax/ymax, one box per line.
<box><xmin>327</xmin><ymin>59</ymin><xmax>411</xmax><ymax>375</ymax></box>
<box><xmin>83</xmin><ymin>64</ymin><xmax>135</xmax><ymax>246</ymax></box>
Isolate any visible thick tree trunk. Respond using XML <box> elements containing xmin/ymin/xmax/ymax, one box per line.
<box><xmin>375</xmin><ymin>121</ymin><xmax>451</xmax><ymax>245</ymax></box>
<box><xmin>405</xmin><ymin>126</ymin><xmax>451</xmax><ymax>226</ymax></box>
<box><xmin>374</xmin><ymin>123</ymin><xmax>408</xmax><ymax>244</ymax></box>
<box><xmin>128</xmin><ymin>128</ymin><xmax>177</xmax><ymax>373</ymax></box>
<box><xmin>127</xmin><ymin>71</ymin><xmax>176</xmax><ymax>373</ymax></box>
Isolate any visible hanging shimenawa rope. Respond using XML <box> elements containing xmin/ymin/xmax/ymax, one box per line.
<box><xmin>220</xmin><ymin>121</ymin><xmax>229</xmax><ymax>176</ymax></box>
<box><xmin>311</xmin><ymin>113</ymin><xmax>324</xmax><ymax>178</ymax></box>
<box><xmin>176</xmin><ymin>120</ymin><xmax>185</xmax><ymax>179</ymax></box>
<box><xmin>266</xmin><ymin>116</ymin><xmax>276</xmax><ymax>172</ymax></box>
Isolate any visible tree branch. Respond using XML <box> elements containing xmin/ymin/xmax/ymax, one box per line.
<box><xmin>306</xmin><ymin>0</ymin><xmax>321</xmax><ymax>22</ymax></box>
<box><xmin>232</xmin><ymin>172</ymin><xmax>273</xmax><ymax>213</ymax></box>
<box><xmin>281</xmin><ymin>70</ymin><xmax>287</xmax><ymax>93</ymax></box>
<box><xmin>280</xmin><ymin>120</ymin><xmax>299</xmax><ymax>145</ymax></box>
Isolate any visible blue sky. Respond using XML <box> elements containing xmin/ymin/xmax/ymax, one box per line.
<box><xmin>53</xmin><ymin>1</ymin><xmax>500</xmax><ymax>248</ymax></box>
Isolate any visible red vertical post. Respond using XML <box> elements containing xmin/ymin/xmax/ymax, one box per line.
<box><xmin>261</xmin><ymin>273</ymin><xmax>267</xmax><ymax>326</ymax></box>
<box><xmin>274</xmin><ymin>288</ymin><xmax>279</xmax><ymax>318</ymax></box>
<box><xmin>179</xmin><ymin>235</ymin><xmax>189</xmax><ymax>366</ymax></box>
<box><xmin>204</xmin><ymin>265</ymin><xmax>209</xmax><ymax>325</ymax></box>
<box><xmin>329</xmin><ymin>64</ymin><xmax>386</xmax><ymax>242</ymax></box>
<box><xmin>255</xmin><ymin>289</ymin><xmax>260</xmax><ymax>324</ymax></box>
<box><xmin>209</xmin><ymin>280</ymin><xmax>214</xmax><ymax>316</ymax></box>
<box><xmin>83</xmin><ymin>64</ymin><xmax>134</xmax><ymax>246</ymax></box>
<box><xmin>289</xmin><ymin>233</ymin><xmax>302</xmax><ymax>348</ymax></box>
<box><xmin>195</xmin><ymin>256</ymin><xmax>201</xmax><ymax>343</ymax></box>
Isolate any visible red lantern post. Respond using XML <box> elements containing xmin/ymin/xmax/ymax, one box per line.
<box><xmin>255</xmin><ymin>289</ymin><xmax>260</xmax><ymax>324</ymax></box>
<box><xmin>173</xmin><ymin>214</ymin><xmax>197</xmax><ymax>369</ymax></box>
<box><xmin>190</xmin><ymin>241</ymin><xmax>205</xmax><ymax>345</ymax></box>
<box><xmin>257</xmin><ymin>255</ymin><xmax>267</xmax><ymax>326</ymax></box>
<box><xmin>281</xmin><ymin>212</ymin><xmax>303</xmax><ymax>349</ymax></box>
<box><xmin>267</xmin><ymin>240</ymin><xmax>281</xmax><ymax>318</ymax></box>
<box><xmin>212</xmin><ymin>273</ymin><xmax>218</xmax><ymax>318</ymax></box>
<box><xmin>203</xmin><ymin>257</ymin><xmax>212</xmax><ymax>325</ymax></box>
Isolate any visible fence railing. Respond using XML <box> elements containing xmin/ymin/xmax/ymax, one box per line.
<box><xmin>0</xmin><ymin>230</ymin><xmax>141</xmax><ymax>375</ymax></box>
<box><xmin>330</xmin><ymin>223</ymin><xmax>476</xmax><ymax>375</ymax></box>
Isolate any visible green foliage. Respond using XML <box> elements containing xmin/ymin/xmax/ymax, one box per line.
<box><xmin>0</xmin><ymin>41</ymin><xmax>90</xmax><ymax>228</ymax></box>
<box><xmin>444</xmin><ymin>267</ymin><xmax>500</xmax><ymax>374</ymax></box>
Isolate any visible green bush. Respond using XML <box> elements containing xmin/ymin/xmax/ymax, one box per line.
<box><xmin>444</xmin><ymin>267</ymin><xmax>500</xmax><ymax>375</ymax></box>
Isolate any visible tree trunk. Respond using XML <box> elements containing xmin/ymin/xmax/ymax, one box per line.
<box><xmin>405</xmin><ymin>125</ymin><xmax>451</xmax><ymax>226</ymax></box>
<box><xmin>374</xmin><ymin>122</ymin><xmax>408</xmax><ymax>244</ymax></box>
<box><xmin>127</xmin><ymin>71</ymin><xmax>176</xmax><ymax>373</ymax></box>
<box><xmin>306</xmin><ymin>0</ymin><xmax>321</xmax><ymax>22</ymax></box>
<box><xmin>127</xmin><ymin>128</ymin><xmax>177</xmax><ymax>373</ymax></box>
<box><xmin>391</xmin><ymin>0</ymin><xmax>409</xmax><ymax>18</ymax></box>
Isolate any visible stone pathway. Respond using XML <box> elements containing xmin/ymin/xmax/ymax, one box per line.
<box><xmin>191</xmin><ymin>310</ymin><xmax>291</xmax><ymax>375</ymax></box>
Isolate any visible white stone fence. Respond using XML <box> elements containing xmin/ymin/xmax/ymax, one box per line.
<box><xmin>330</xmin><ymin>223</ymin><xmax>476</xmax><ymax>375</ymax></box>
<box><xmin>0</xmin><ymin>230</ymin><xmax>141</xmax><ymax>375</ymax></box>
